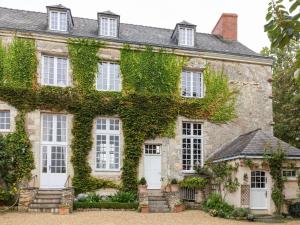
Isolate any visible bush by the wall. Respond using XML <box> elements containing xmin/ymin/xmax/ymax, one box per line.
<box><xmin>179</xmin><ymin>177</ymin><xmax>208</xmax><ymax>189</ymax></box>
<box><xmin>288</xmin><ymin>202</ymin><xmax>300</xmax><ymax>218</ymax></box>
<box><xmin>73</xmin><ymin>201</ymin><xmax>139</xmax><ymax>210</ymax></box>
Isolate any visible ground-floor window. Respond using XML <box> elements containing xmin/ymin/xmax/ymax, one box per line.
<box><xmin>0</xmin><ymin>110</ymin><xmax>10</xmax><ymax>132</ymax></box>
<box><xmin>95</xmin><ymin>118</ymin><xmax>120</xmax><ymax>170</ymax></box>
<box><xmin>182</xmin><ymin>122</ymin><xmax>203</xmax><ymax>171</ymax></box>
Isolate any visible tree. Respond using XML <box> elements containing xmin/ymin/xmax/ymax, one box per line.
<box><xmin>265</xmin><ymin>0</ymin><xmax>299</xmax><ymax>49</ymax></box>
<box><xmin>261</xmin><ymin>42</ymin><xmax>300</xmax><ymax>148</ymax></box>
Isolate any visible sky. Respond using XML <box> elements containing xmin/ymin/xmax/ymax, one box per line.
<box><xmin>0</xmin><ymin>0</ymin><xmax>272</xmax><ymax>53</ymax></box>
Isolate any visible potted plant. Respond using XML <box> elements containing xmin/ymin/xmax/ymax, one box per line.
<box><xmin>140</xmin><ymin>203</ymin><xmax>149</xmax><ymax>213</ymax></box>
<box><xmin>59</xmin><ymin>204</ymin><xmax>70</xmax><ymax>215</ymax></box>
<box><xmin>138</xmin><ymin>177</ymin><xmax>147</xmax><ymax>193</ymax></box>
<box><xmin>174</xmin><ymin>200</ymin><xmax>185</xmax><ymax>213</ymax></box>
<box><xmin>170</xmin><ymin>178</ymin><xmax>179</xmax><ymax>192</ymax></box>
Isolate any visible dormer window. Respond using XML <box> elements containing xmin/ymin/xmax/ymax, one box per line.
<box><xmin>98</xmin><ymin>11</ymin><xmax>120</xmax><ymax>38</ymax></box>
<box><xmin>50</xmin><ymin>11</ymin><xmax>67</xmax><ymax>31</ymax></box>
<box><xmin>171</xmin><ymin>21</ymin><xmax>196</xmax><ymax>47</ymax></box>
<box><xmin>47</xmin><ymin>4</ymin><xmax>73</xmax><ymax>32</ymax></box>
<box><xmin>179</xmin><ymin>27</ymin><xmax>194</xmax><ymax>46</ymax></box>
<box><xmin>100</xmin><ymin>17</ymin><xmax>117</xmax><ymax>37</ymax></box>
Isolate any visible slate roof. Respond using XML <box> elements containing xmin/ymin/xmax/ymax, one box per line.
<box><xmin>210</xmin><ymin>129</ymin><xmax>300</xmax><ymax>161</ymax></box>
<box><xmin>0</xmin><ymin>6</ymin><xmax>266</xmax><ymax>58</ymax></box>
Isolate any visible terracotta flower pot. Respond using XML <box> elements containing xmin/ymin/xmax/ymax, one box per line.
<box><xmin>170</xmin><ymin>184</ymin><xmax>179</xmax><ymax>192</ymax></box>
<box><xmin>174</xmin><ymin>204</ymin><xmax>185</xmax><ymax>213</ymax></box>
<box><xmin>140</xmin><ymin>205</ymin><xmax>149</xmax><ymax>213</ymax></box>
<box><xmin>59</xmin><ymin>207</ymin><xmax>70</xmax><ymax>215</ymax></box>
<box><xmin>138</xmin><ymin>185</ymin><xmax>147</xmax><ymax>193</ymax></box>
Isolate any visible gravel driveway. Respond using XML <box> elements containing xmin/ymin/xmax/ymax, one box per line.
<box><xmin>0</xmin><ymin>210</ymin><xmax>299</xmax><ymax>225</ymax></box>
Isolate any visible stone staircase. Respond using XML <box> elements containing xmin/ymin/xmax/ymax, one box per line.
<box><xmin>28</xmin><ymin>189</ymin><xmax>63</xmax><ymax>213</ymax></box>
<box><xmin>148</xmin><ymin>190</ymin><xmax>170</xmax><ymax>213</ymax></box>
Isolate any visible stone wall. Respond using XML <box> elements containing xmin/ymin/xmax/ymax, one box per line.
<box><xmin>61</xmin><ymin>188</ymin><xmax>74</xmax><ymax>212</ymax></box>
<box><xmin>0</xmin><ymin>35</ymin><xmax>273</xmax><ymax>189</ymax></box>
<box><xmin>18</xmin><ymin>188</ymin><xmax>38</xmax><ymax>212</ymax></box>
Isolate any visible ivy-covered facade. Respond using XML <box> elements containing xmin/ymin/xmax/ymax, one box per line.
<box><xmin>0</xmin><ymin>4</ymin><xmax>277</xmax><ymax>207</ymax></box>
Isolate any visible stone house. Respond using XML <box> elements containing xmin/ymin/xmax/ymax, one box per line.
<box><xmin>0</xmin><ymin>4</ymin><xmax>298</xmax><ymax>214</ymax></box>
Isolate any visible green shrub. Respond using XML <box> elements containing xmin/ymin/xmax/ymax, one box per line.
<box><xmin>288</xmin><ymin>202</ymin><xmax>300</xmax><ymax>218</ymax></box>
<box><xmin>203</xmin><ymin>193</ymin><xmax>234</xmax><ymax>219</ymax></box>
<box><xmin>179</xmin><ymin>177</ymin><xmax>208</xmax><ymax>189</ymax></box>
<box><xmin>108</xmin><ymin>191</ymin><xmax>137</xmax><ymax>203</ymax></box>
<box><xmin>232</xmin><ymin>207</ymin><xmax>249</xmax><ymax>218</ymax></box>
<box><xmin>73</xmin><ymin>201</ymin><xmax>139</xmax><ymax>210</ymax></box>
<box><xmin>170</xmin><ymin>178</ymin><xmax>178</xmax><ymax>184</ymax></box>
<box><xmin>138</xmin><ymin>177</ymin><xmax>147</xmax><ymax>185</ymax></box>
<box><xmin>84</xmin><ymin>192</ymin><xmax>101</xmax><ymax>203</ymax></box>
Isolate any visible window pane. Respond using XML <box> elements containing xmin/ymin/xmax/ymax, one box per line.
<box><xmin>56</xmin><ymin>115</ymin><xmax>67</xmax><ymax>142</ymax></box>
<box><xmin>57</xmin><ymin>58</ymin><xmax>67</xmax><ymax>86</ymax></box>
<box><xmin>101</xmin><ymin>18</ymin><xmax>108</xmax><ymax>36</ymax></box>
<box><xmin>50</xmin><ymin>12</ymin><xmax>58</xmax><ymax>30</ymax></box>
<box><xmin>42</xmin><ymin>114</ymin><xmax>53</xmax><ymax>142</ymax></box>
<box><xmin>96</xmin><ymin>118</ymin><xmax>107</xmax><ymax>130</ymax></box>
<box><xmin>96</xmin><ymin>135</ymin><xmax>107</xmax><ymax>169</ymax></box>
<box><xmin>0</xmin><ymin>111</ymin><xmax>10</xmax><ymax>130</ymax></box>
<box><xmin>59</xmin><ymin>12</ymin><xmax>67</xmax><ymax>31</ymax></box>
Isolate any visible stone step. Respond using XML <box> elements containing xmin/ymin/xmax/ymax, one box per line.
<box><xmin>148</xmin><ymin>190</ymin><xmax>164</xmax><ymax>197</ymax></box>
<box><xmin>33</xmin><ymin>198</ymin><xmax>61</xmax><ymax>204</ymax></box>
<box><xmin>148</xmin><ymin>200</ymin><xmax>168</xmax><ymax>204</ymax></box>
<box><xmin>35</xmin><ymin>194</ymin><xmax>62</xmax><ymax>199</ymax></box>
<box><xmin>148</xmin><ymin>196</ymin><xmax>166</xmax><ymax>201</ymax></box>
<box><xmin>29</xmin><ymin>203</ymin><xmax>60</xmax><ymax>209</ymax></box>
<box><xmin>37</xmin><ymin>190</ymin><xmax>63</xmax><ymax>195</ymax></box>
<box><xmin>149</xmin><ymin>207</ymin><xmax>170</xmax><ymax>213</ymax></box>
<box><xmin>28</xmin><ymin>208</ymin><xmax>59</xmax><ymax>213</ymax></box>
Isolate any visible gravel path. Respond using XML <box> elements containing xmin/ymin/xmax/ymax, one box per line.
<box><xmin>0</xmin><ymin>210</ymin><xmax>299</xmax><ymax>225</ymax></box>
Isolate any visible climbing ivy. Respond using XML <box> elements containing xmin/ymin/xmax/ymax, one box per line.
<box><xmin>0</xmin><ymin>111</ymin><xmax>34</xmax><ymax>201</ymax></box>
<box><xmin>2</xmin><ymin>38</ymin><xmax>37</xmax><ymax>88</ymax></box>
<box><xmin>264</xmin><ymin>144</ymin><xmax>286</xmax><ymax>214</ymax></box>
<box><xmin>0</xmin><ymin>37</ymin><xmax>237</xmax><ymax>195</ymax></box>
<box><xmin>68</xmin><ymin>39</ymin><xmax>104</xmax><ymax>91</ymax></box>
<box><xmin>0</xmin><ymin>40</ymin><xmax>5</xmax><ymax>82</ymax></box>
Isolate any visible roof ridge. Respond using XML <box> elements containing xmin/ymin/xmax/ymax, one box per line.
<box><xmin>0</xmin><ymin>6</ymin><xmax>45</xmax><ymax>15</ymax></box>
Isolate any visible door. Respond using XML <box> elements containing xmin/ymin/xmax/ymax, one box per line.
<box><xmin>250</xmin><ymin>171</ymin><xmax>267</xmax><ymax>209</ymax></box>
<box><xmin>40</xmin><ymin>114</ymin><xmax>67</xmax><ymax>189</ymax></box>
<box><xmin>144</xmin><ymin>144</ymin><xmax>161</xmax><ymax>189</ymax></box>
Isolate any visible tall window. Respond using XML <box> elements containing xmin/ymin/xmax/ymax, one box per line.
<box><xmin>182</xmin><ymin>122</ymin><xmax>202</xmax><ymax>171</ymax></box>
<box><xmin>96</xmin><ymin>62</ymin><xmax>121</xmax><ymax>91</ymax></box>
<box><xmin>179</xmin><ymin>27</ymin><xmax>194</xmax><ymax>46</ymax></box>
<box><xmin>182</xmin><ymin>71</ymin><xmax>203</xmax><ymax>98</ymax></box>
<box><xmin>95</xmin><ymin>118</ymin><xmax>120</xmax><ymax>170</ymax></box>
<box><xmin>42</xmin><ymin>55</ymin><xmax>68</xmax><ymax>87</ymax></box>
<box><xmin>50</xmin><ymin>11</ymin><xmax>67</xmax><ymax>31</ymax></box>
<box><xmin>0</xmin><ymin>111</ymin><xmax>10</xmax><ymax>131</ymax></box>
<box><xmin>100</xmin><ymin>17</ymin><xmax>117</xmax><ymax>37</ymax></box>
<box><xmin>41</xmin><ymin>114</ymin><xmax>67</xmax><ymax>174</ymax></box>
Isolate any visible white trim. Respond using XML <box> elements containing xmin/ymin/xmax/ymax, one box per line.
<box><xmin>49</xmin><ymin>10</ymin><xmax>68</xmax><ymax>32</ymax></box>
<box><xmin>181</xmin><ymin>70</ymin><xmax>204</xmax><ymax>98</ymax></box>
<box><xmin>94</xmin><ymin>117</ymin><xmax>121</xmax><ymax>172</ymax></box>
<box><xmin>41</xmin><ymin>55</ymin><xmax>69</xmax><ymax>87</ymax></box>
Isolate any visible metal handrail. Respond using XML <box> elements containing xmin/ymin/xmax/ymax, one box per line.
<box><xmin>64</xmin><ymin>175</ymin><xmax>71</xmax><ymax>188</ymax></box>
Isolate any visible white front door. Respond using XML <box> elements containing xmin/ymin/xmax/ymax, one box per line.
<box><xmin>144</xmin><ymin>144</ymin><xmax>161</xmax><ymax>189</ymax></box>
<box><xmin>40</xmin><ymin>114</ymin><xmax>68</xmax><ymax>189</ymax></box>
<box><xmin>250</xmin><ymin>171</ymin><xmax>268</xmax><ymax>209</ymax></box>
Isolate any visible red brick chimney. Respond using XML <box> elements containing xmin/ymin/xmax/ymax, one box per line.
<box><xmin>212</xmin><ymin>13</ymin><xmax>238</xmax><ymax>41</ymax></box>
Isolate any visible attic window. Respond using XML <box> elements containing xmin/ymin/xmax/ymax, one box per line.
<box><xmin>50</xmin><ymin>11</ymin><xmax>67</xmax><ymax>31</ymax></box>
<box><xmin>99</xmin><ymin>17</ymin><xmax>117</xmax><ymax>37</ymax></box>
<box><xmin>179</xmin><ymin>27</ymin><xmax>194</xmax><ymax>47</ymax></box>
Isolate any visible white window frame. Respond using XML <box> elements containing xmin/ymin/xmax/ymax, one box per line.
<box><xmin>182</xmin><ymin>122</ymin><xmax>203</xmax><ymax>172</ymax></box>
<box><xmin>96</xmin><ymin>62</ymin><xmax>121</xmax><ymax>91</ymax></box>
<box><xmin>99</xmin><ymin>17</ymin><xmax>117</xmax><ymax>37</ymax></box>
<box><xmin>41</xmin><ymin>55</ymin><xmax>69</xmax><ymax>87</ymax></box>
<box><xmin>0</xmin><ymin>110</ymin><xmax>11</xmax><ymax>132</ymax></box>
<box><xmin>282</xmin><ymin>169</ymin><xmax>297</xmax><ymax>180</ymax></box>
<box><xmin>95</xmin><ymin>118</ymin><xmax>121</xmax><ymax>171</ymax></box>
<box><xmin>179</xmin><ymin>27</ymin><xmax>194</xmax><ymax>47</ymax></box>
<box><xmin>144</xmin><ymin>144</ymin><xmax>161</xmax><ymax>155</ymax></box>
<box><xmin>41</xmin><ymin>114</ymin><xmax>68</xmax><ymax>174</ymax></box>
<box><xmin>181</xmin><ymin>70</ymin><xmax>204</xmax><ymax>98</ymax></box>
<box><xmin>49</xmin><ymin>11</ymin><xmax>68</xmax><ymax>32</ymax></box>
